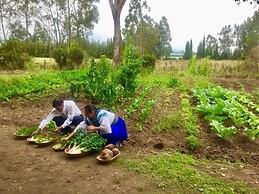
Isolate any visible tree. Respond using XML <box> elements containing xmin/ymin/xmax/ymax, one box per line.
<box><xmin>218</xmin><ymin>25</ymin><xmax>234</xmax><ymax>59</ymax></box>
<box><xmin>123</xmin><ymin>0</ymin><xmax>159</xmax><ymax>56</ymax></box>
<box><xmin>134</xmin><ymin>21</ymin><xmax>159</xmax><ymax>55</ymax></box>
<box><xmin>0</xmin><ymin>0</ymin><xmax>12</xmax><ymax>41</ymax></box>
<box><xmin>11</xmin><ymin>0</ymin><xmax>40</xmax><ymax>41</ymax></box>
<box><xmin>196</xmin><ymin>36</ymin><xmax>206</xmax><ymax>59</ymax></box>
<box><xmin>156</xmin><ymin>16</ymin><xmax>172</xmax><ymax>59</ymax></box>
<box><xmin>213</xmin><ymin>43</ymin><xmax>220</xmax><ymax>59</ymax></box>
<box><xmin>9</xmin><ymin>21</ymin><xmax>28</xmax><ymax>40</ymax></box>
<box><xmin>205</xmin><ymin>34</ymin><xmax>218</xmax><ymax>58</ymax></box>
<box><xmin>31</xmin><ymin>21</ymin><xmax>50</xmax><ymax>42</ymax></box>
<box><xmin>109</xmin><ymin>0</ymin><xmax>127</xmax><ymax>66</ymax></box>
<box><xmin>190</xmin><ymin>39</ymin><xmax>193</xmax><ymax>57</ymax></box>
<box><xmin>66</xmin><ymin>0</ymin><xmax>99</xmax><ymax>46</ymax></box>
<box><xmin>235</xmin><ymin>0</ymin><xmax>259</xmax><ymax>5</ymax></box>
<box><xmin>183</xmin><ymin>41</ymin><xmax>190</xmax><ymax>59</ymax></box>
<box><xmin>123</xmin><ymin>0</ymin><xmax>149</xmax><ymax>37</ymax></box>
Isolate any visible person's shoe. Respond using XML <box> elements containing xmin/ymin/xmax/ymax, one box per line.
<box><xmin>116</xmin><ymin>141</ymin><xmax>123</xmax><ymax>148</ymax></box>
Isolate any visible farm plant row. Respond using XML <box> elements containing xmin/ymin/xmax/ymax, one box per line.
<box><xmin>181</xmin><ymin>93</ymin><xmax>201</xmax><ymax>150</ymax></box>
<box><xmin>192</xmin><ymin>86</ymin><xmax>259</xmax><ymax>139</ymax></box>
<box><xmin>0</xmin><ymin>70</ymin><xmax>87</xmax><ymax>101</ymax></box>
<box><xmin>125</xmin><ymin>85</ymin><xmax>157</xmax><ymax>131</ymax></box>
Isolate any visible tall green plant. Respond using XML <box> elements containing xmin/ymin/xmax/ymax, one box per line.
<box><xmin>117</xmin><ymin>38</ymin><xmax>143</xmax><ymax>96</ymax></box>
<box><xmin>188</xmin><ymin>56</ymin><xmax>210</xmax><ymax>76</ymax></box>
<box><xmin>70</xmin><ymin>56</ymin><xmax>121</xmax><ymax>108</ymax></box>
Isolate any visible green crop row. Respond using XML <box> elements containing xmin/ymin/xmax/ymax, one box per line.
<box><xmin>125</xmin><ymin>85</ymin><xmax>153</xmax><ymax>117</ymax></box>
<box><xmin>0</xmin><ymin>69</ymin><xmax>87</xmax><ymax>101</ymax></box>
<box><xmin>181</xmin><ymin>93</ymin><xmax>201</xmax><ymax>150</ymax></box>
<box><xmin>192</xmin><ymin>86</ymin><xmax>259</xmax><ymax>139</ymax></box>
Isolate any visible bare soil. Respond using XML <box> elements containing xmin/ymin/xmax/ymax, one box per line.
<box><xmin>0</xmin><ymin>99</ymin><xmax>170</xmax><ymax>194</ymax></box>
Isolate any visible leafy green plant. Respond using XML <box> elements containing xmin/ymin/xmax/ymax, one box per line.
<box><xmin>125</xmin><ymin>86</ymin><xmax>152</xmax><ymax>117</ymax></box>
<box><xmin>46</xmin><ymin>121</ymin><xmax>56</xmax><ymax>132</ymax></box>
<box><xmin>16</xmin><ymin>126</ymin><xmax>38</xmax><ymax>136</ymax></box>
<box><xmin>186</xmin><ymin>135</ymin><xmax>201</xmax><ymax>150</ymax></box>
<box><xmin>52</xmin><ymin>48</ymin><xmax>69</xmax><ymax>69</ymax></box>
<box><xmin>65</xmin><ymin>130</ymin><xmax>106</xmax><ymax>153</ymax></box>
<box><xmin>168</xmin><ymin>76</ymin><xmax>181</xmax><ymax>88</ymax></box>
<box><xmin>138</xmin><ymin>99</ymin><xmax>157</xmax><ymax>123</ymax></box>
<box><xmin>181</xmin><ymin>97</ymin><xmax>198</xmax><ymax>136</ymax></box>
<box><xmin>69</xmin><ymin>56</ymin><xmax>121</xmax><ymax>108</ymax></box>
<box><xmin>192</xmin><ymin>86</ymin><xmax>259</xmax><ymax>139</ymax></box>
<box><xmin>181</xmin><ymin>93</ymin><xmax>201</xmax><ymax>150</ymax></box>
<box><xmin>210</xmin><ymin>120</ymin><xmax>237</xmax><ymax>139</ymax></box>
<box><xmin>31</xmin><ymin>134</ymin><xmax>55</xmax><ymax>144</ymax></box>
<box><xmin>0</xmin><ymin>69</ymin><xmax>87</xmax><ymax>101</ymax></box>
<box><xmin>142</xmin><ymin>53</ymin><xmax>156</xmax><ymax>69</ymax></box>
<box><xmin>69</xmin><ymin>47</ymin><xmax>84</xmax><ymax>67</ymax></box>
<box><xmin>117</xmin><ymin>37</ymin><xmax>143</xmax><ymax>96</ymax></box>
<box><xmin>188</xmin><ymin>56</ymin><xmax>210</xmax><ymax>76</ymax></box>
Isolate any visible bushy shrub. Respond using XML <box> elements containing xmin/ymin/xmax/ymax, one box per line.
<box><xmin>198</xmin><ymin>58</ymin><xmax>210</xmax><ymax>76</ymax></box>
<box><xmin>0</xmin><ymin>39</ymin><xmax>30</xmax><ymax>70</ymax></box>
<box><xmin>142</xmin><ymin>53</ymin><xmax>156</xmax><ymax>69</ymax></box>
<box><xmin>188</xmin><ymin>56</ymin><xmax>210</xmax><ymax>76</ymax></box>
<box><xmin>52</xmin><ymin>48</ymin><xmax>69</xmax><ymax>69</ymax></box>
<box><xmin>69</xmin><ymin>47</ymin><xmax>84</xmax><ymax>67</ymax></box>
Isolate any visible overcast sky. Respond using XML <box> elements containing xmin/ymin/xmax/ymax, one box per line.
<box><xmin>91</xmin><ymin>0</ymin><xmax>257</xmax><ymax>51</ymax></box>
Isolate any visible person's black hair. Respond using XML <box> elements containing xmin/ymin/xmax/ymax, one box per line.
<box><xmin>84</xmin><ymin>104</ymin><xmax>97</xmax><ymax>113</ymax></box>
<box><xmin>52</xmin><ymin>98</ymin><xmax>64</xmax><ymax>107</ymax></box>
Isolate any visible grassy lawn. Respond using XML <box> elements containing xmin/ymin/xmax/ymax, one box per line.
<box><xmin>119</xmin><ymin>152</ymin><xmax>258</xmax><ymax>194</ymax></box>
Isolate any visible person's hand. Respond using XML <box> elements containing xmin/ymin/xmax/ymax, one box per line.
<box><xmin>32</xmin><ymin>128</ymin><xmax>40</xmax><ymax>136</ymax></box>
<box><xmin>87</xmin><ymin>125</ymin><xmax>96</xmax><ymax>132</ymax></box>
<box><xmin>55</xmin><ymin>126</ymin><xmax>63</xmax><ymax>133</ymax></box>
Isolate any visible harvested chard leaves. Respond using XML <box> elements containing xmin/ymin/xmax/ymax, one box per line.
<box><xmin>16</xmin><ymin>126</ymin><xmax>38</xmax><ymax>136</ymax></box>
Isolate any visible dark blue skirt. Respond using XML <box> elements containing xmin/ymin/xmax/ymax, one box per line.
<box><xmin>101</xmin><ymin>117</ymin><xmax>128</xmax><ymax>145</ymax></box>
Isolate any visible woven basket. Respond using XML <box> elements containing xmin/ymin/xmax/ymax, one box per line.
<box><xmin>96</xmin><ymin>151</ymin><xmax>120</xmax><ymax>163</ymax></box>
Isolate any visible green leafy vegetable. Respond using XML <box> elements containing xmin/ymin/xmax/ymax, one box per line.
<box><xmin>46</xmin><ymin>121</ymin><xmax>56</xmax><ymax>132</ymax></box>
<box><xmin>32</xmin><ymin>135</ymin><xmax>54</xmax><ymax>144</ymax></box>
<box><xmin>16</xmin><ymin>126</ymin><xmax>38</xmax><ymax>136</ymax></box>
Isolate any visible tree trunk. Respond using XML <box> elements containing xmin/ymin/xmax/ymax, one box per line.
<box><xmin>49</xmin><ymin>6</ymin><xmax>58</xmax><ymax>45</ymax></box>
<box><xmin>109</xmin><ymin>0</ymin><xmax>127</xmax><ymax>66</ymax></box>
<box><xmin>113</xmin><ymin>15</ymin><xmax>122</xmax><ymax>65</ymax></box>
<box><xmin>0</xmin><ymin>0</ymin><xmax>6</xmax><ymax>41</ymax></box>
<box><xmin>25</xmin><ymin>0</ymin><xmax>29</xmax><ymax>41</ymax></box>
<box><xmin>67</xmin><ymin>0</ymin><xmax>72</xmax><ymax>47</ymax></box>
<box><xmin>56</xmin><ymin>4</ymin><xmax>61</xmax><ymax>44</ymax></box>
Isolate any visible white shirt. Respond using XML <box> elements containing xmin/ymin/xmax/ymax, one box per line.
<box><xmin>75</xmin><ymin>109</ymin><xmax>115</xmax><ymax>134</ymax></box>
<box><xmin>39</xmin><ymin>100</ymin><xmax>82</xmax><ymax>129</ymax></box>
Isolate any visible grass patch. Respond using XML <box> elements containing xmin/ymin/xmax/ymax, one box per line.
<box><xmin>178</xmin><ymin>72</ymin><xmax>212</xmax><ymax>90</ymax></box>
<box><xmin>120</xmin><ymin>152</ymin><xmax>256</xmax><ymax>194</ymax></box>
<box><xmin>154</xmin><ymin>109</ymin><xmax>184</xmax><ymax>133</ymax></box>
<box><xmin>137</xmin><ymin>71</ymin><xmax>172</xmax><ymax>86</ymax></box>
<box><xmin>186</xmin><ymin>135</ymin><xmax>201</xmax><ymax>150</ymax></box>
